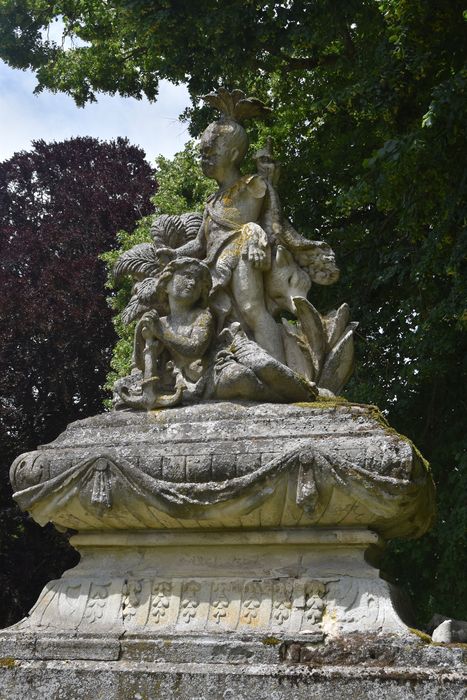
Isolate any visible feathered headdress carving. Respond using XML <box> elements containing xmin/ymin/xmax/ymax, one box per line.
<box><xmin>202</xmin><ymin>88</ymin><xmax>272</xmax><ymax>124</ymax></box>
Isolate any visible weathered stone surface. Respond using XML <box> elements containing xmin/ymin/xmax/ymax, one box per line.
<box><xmin>0</xmin><ymin>635</ymin><xmax>467</xmax><ymax>700</ymax></box>
<box><xmin>1</xmin><ymin>88</ymin><xmax>449</xmax><ymax>697</ymax></box>
<box><xmin>10</xmin><ymin>402</ymin><xmax>435</xmax><ymax>539</ymax></box>
<box><xmin>0</xmin><ymin>529</ymin><xmax>414</xmax><ymax>644</ymax></box>
<box><xmin>1</xmin><ymin>646</ymin><xmax>466</xmax><ymax>700</ymax></box>
<box><xmin>112</xmin><ymin>89</ymin><xmax>353</xmax><ymax>409</ymax></box>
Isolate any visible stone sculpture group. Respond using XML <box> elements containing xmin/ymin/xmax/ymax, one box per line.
<box><xmin>113</xmin><ymin>88</ymin><xmax>355</xmax><ymax>409</ymax></box>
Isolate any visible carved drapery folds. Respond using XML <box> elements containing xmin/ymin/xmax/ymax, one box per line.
<box><xmin>10</xmin><ymin>403</ymin><xmax>435</xmax><ymax>540</ymax></box>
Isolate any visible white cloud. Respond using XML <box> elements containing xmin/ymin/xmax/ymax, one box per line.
<box><xmin>0</xmin><ymin>61</ymin><xmax>191</xmax><ymax>164</ymax></box>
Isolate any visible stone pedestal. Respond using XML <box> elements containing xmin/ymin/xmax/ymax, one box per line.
<box><xmin>0</xmin><ymin>528</ymin><xmax>412</xmax><ymax>660</ymax></box>
<box><xmin>1</xmin><ymin>402</ymin><xmax>449</xmax><ymax>699</ymax></box>
<box><xmin>9</xmin><ymin>402</ymin><xmax>434</xmax><ymax>539</ymax></box>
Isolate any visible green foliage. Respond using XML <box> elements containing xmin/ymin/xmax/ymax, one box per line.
<box><xmin>102</xmin><ymin>142</ymin><xmax>215</xmax><ymax>394</ymax></box>
<box><xmin>101</xmin><ymin>217</ymin><xmax>153</xmax><ymax>393</ymax></box>
<box><xmin>153</xmin><ymin>141</ymin><xmax>216</xmax><ymax>215</ymax></box>
<box><xmin>0</xmin><ymin>0</ymin><xmax>298</xmax><ymax>105</ymax></box>
<box><xmin>3</xmin><ymin>0</ymin><xmax>467</xmax><ymax>625</ymax></box>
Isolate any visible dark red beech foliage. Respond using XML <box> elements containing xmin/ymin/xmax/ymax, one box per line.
<box><xmin>0</xmin><ymin>137</ymin><xmax>155</xmax><ymax>626</ymax></box>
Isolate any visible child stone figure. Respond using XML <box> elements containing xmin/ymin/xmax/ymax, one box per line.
<box><xmin>118</xmin><ymin>258</ymin><xmax>214</xmax><ymax>409</ymax></box>
<box><xmin>117</xmin><ymin>254</ymin><xmax>317</xmax><ymax>408</ymax></box>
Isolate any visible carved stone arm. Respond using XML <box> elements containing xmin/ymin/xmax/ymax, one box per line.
<box><xmin>256</xmin><ymin>180</ymin><xmax>282</xmax><ymax>248</ymax></box>
<box><xmin>174</xmin><ymin>218</ymin><xmax>207</xmax><ymax>259</ymax></box>
<box><xmin>158</xmin><ymin>310</ymin><xmax>214</xmax><ymax>359</ymax></box>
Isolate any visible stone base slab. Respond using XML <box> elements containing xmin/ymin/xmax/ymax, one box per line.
<box><xmin>1</xmin><ymin>652</ymin><xmax>466</xmax><ymax>700</ymax></box>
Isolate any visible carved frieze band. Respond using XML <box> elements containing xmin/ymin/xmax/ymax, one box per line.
<box><xmin>35</xmin><ymin>577</ymin><xmax>329</xmax><ymax>634</ymax></box>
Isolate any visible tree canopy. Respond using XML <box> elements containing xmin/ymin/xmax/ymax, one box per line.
<box><xmin>0</xmin><ymin>0</ymin><xmax>364</xmax><ymax>105</ymax></box>
<box><xmin>1</xmin><ymin>1</ymin><xmax>466</xmax><ymax>624</ymax></box>
<box><xmin>0</xmin><ymin>136</ymin><xmax>155</xmax><ymax>626</ymax></box>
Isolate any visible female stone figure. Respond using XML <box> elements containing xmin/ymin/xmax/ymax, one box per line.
<box><xmin>171</xmin><ymin>91</ymin><xmax>339</xmax><ymax>363</ymax></box>
<box><xmin>175</xmin><ymin>116</ymin><xmax>284</xmax><ymax>361</ymax></box>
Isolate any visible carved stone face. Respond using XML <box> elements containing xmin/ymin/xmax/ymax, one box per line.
<box><xmin>199</xmin><ymin>121</ymin><xmax>247</xmax><ymax>181</ymax></box>
<box><xmin>166</xmin><ymin>266</ymin><xmax>203</xmax><ymax>304</ymax></box>
<box><xmin>199</xmin><ymin>124</ymin><xmax>231</xmax><ymax>179</ymax></box>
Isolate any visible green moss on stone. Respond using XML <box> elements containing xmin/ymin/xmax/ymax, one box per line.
<box><xmin>293</xmin><ymin>396</ymin><xmax>350</xmax><ymax>409</ymax></box>
<box><xmin>408</xmin><ymin>627</ymin><xmax>432</xmax><ymax>644</ymax></box>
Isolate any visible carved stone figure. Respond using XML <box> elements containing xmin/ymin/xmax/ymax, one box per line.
<box><xmin>116</xmin><ymin>255</ymin><xmax>317</xmax><ymax>408</ymax></box>
<box><xmin>113</xmin><ymin>88</ymin><xmax>352</xmax><ymax>410</ymax></box>
<box><xmin>118</xmin><ymin>257</ymin><xmax>214</xmax><ymax>409</ymax></box>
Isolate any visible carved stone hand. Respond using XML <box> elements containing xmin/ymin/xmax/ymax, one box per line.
<box><xmin>244</xmin><ymin>222</ymin><xmax>270</xmax><ymax>270</ymax></box>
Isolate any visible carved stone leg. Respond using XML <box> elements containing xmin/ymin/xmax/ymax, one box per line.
<box><xmin>232</xmin><ymin>259</ymin><xmax>286</xmax><ymax>363</ymax></box>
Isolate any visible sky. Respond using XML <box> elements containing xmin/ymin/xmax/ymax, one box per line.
<box><xmin>0</xmin><ymin>60</ymin><xmax>191</xmax><ymax>165</ymax></box>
